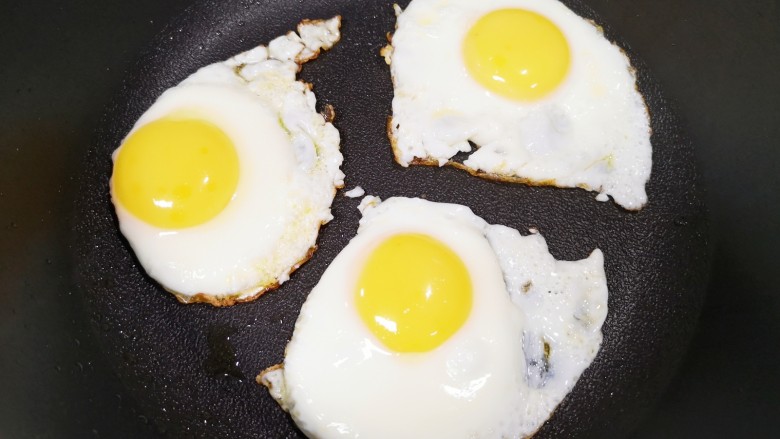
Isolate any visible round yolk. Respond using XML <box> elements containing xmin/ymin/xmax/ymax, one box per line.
<box><xmin>112</xmin><ymin>117</ymin><xmax>240</xmax><ymax>229</ymax></box>
<box><xmin>463</xmin><ymin>8</ymin><xmax>571</xmax><ymax>101</ymax></box>
<box><xmin>355</xmin><ymin>233</ymin><xmax>473</xmax><ymax>353</ymax></box>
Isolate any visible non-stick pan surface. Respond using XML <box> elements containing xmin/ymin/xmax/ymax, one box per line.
<box><xmin>73</xmin><ymin>0</ymin><xmax>709</xmax><ymax>437</ymax></box>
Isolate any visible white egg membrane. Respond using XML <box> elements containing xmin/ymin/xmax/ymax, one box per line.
<box><xmin>387</xmin><ymin>0</ymin><xmax>652</xmax><ymax>210</ymax></box>
<box><xmin>260</xmin><ymin>197</ymin><xmax>608</xmax><ymax>439</ymax></box>
<box><xmin>110</xmin><ymin>17</ymin><xmax>344</xmax><ymax>304</ymax></box>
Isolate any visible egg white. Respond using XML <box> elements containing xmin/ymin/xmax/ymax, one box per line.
<box><xmin>110</xmin><ymin>17</ymin><xmax>344</xmax><ymax>305</ymax></box>
<box><xmin>386</xmin><ymin>0</ymin><xmax>652</xmax><ymax>209</ymax></box>
<box><xmin>260</xmin><ymin>197</ymin><xmax>608</xmax><ymax>438</ymax></box>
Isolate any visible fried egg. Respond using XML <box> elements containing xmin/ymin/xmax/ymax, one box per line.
<box><xmin>109</xmin><ymin>17</ymin><xmax>344</xmax><ymax>306</ymax></box>
<box><xmin>385</xmin><ymin>0</ymin><xmax>652</xmax><ymax>210</ymax></box>
<box><xmin>259</xmin><ymin>196</ymin><xmax>608</xmax><ymax>438</ymax></box>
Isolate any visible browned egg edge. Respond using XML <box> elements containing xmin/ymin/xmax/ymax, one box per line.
<box><xmin>256</xmin><ymin>363</ymin><xmax>283</xmax><ymax>387</ymax></box>
<box><xmin>169</xmin><ymin>244</ymin><xmax>319</xmax><ymax>307</ymax></box>
<box><xmin>385</xmin><ymin>115</ymin><xmax>559</xmax><ymax>187</ymax></box>
<box><xmin>296</xmin><ymin>16</ymin><xmax>343</xmax><ymax>64</ymax></box>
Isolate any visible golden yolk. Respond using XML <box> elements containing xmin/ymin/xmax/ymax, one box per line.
<box><xmin>112</xmin><ymin>117</ymin><xmax>240</xmax><ymax>229</ymax></box>
<box><xmin>355</xmin><ymin>233</ymin><xmax>473</xmax><ymax>353</ymax></box>
<box><xmin>463</xmin><ymin>8</ymin><xmax>571</xmax><ymax>101</ymax></box>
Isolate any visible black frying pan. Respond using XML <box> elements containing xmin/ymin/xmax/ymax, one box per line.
<box><xmin>73</xmin><ymin>0</ymin><xmax>709</xmax><ymax>437</ymax></box>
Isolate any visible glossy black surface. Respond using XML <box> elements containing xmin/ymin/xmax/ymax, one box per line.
<box><xmin>0</xmin><ymin>0</ymin><xmax>777</xmax><ymax>438</ymax></box>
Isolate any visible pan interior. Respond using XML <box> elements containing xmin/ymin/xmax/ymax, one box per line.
<box><xmin>72</xmin><ymin>0</ymin><xmax>709</xmax><ymax>437</ymax></box>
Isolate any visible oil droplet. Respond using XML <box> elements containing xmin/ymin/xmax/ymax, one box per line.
<box><xmin>203</xmin><ymin>325</ymin><xmax>245</xmax><ymax>381</ymax></box>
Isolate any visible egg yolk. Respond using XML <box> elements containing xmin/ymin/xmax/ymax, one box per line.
<box><xmin>355</xmin><ymin>233</ymin><xmax>473</xmax><ymax>353</ymax></box>
<box><xmin>463</xmin><ymin>8</ymin><xmax>571</xmax><ymax>101</ymax></box>
<box><xmin>112</xmin><ymin>117</ymin><xmax>240</xmax><ymax>229</ymax></box>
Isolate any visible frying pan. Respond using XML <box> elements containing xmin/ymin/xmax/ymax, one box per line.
<box><xmin>76</xmin><ymin>0</ymin><xmax>706</xmax><ymax>437</ymax></box>
<box><xmin>69</xmin><ymin>0</ymin><xmax>710</xmax><ymax>437</ymax></box>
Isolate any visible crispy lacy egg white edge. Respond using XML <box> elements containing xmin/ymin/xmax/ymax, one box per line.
<box><xmin>257</xmin><ymin>364</ymin><xmax>289</xmax><ymax>410</ymax></box>
<box><xmin>169</xmin><ymin>246</ymin><xmax>318</xmax><ymax>307</ymax></box>
<box><xmin>161</xmin><ymin>16</ymin><xmax>342</xmax><ymax>307</ymax></box>
<box><xmin>380</xmin><ymin>5</ymin><xmax>652</xmax><ymax>211</ymax></box>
